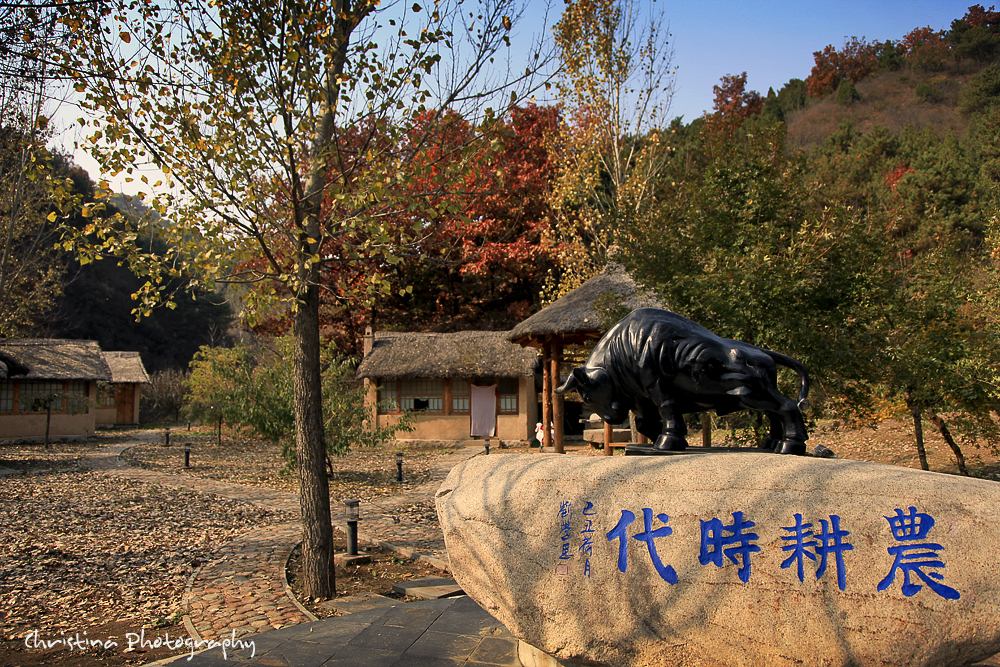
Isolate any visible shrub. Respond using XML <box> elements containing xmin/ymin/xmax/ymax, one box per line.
<box><xmin>836</xmin><ymin>80</ymin><xmax>861</xmax><ymax>106</ymax></box>
<box><xmin>915</xmin><ymin>82</ymin><xmax>941</xmax><ymax>103</ymax></box>
<box><xmin>958</xmin><ymin>63</ymin><xmax>1000</xmax><ymax>114</ymax></box>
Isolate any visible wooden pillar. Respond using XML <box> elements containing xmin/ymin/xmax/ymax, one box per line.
<box><xmin>604</xmin><ymin>421</ymin><xmax>613</xmax><ymax>456</ymax></box>
<box><xmin>702</xmin><ymin>414</ymin><xmax>712</xmax><ymax>447</ymax></box>
<box><xmin>541</xmin><ymin>344</ymin><xmax>552</xmax><ymax>450</ymax></box>
<box><xmin>552</xmin><ymin>342</ymin><xmax>564</xmax><ymax>453</ymax></box>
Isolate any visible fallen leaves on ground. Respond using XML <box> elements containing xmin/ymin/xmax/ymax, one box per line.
<box><xmin>0</xmin><ymin>446</ymin><xmax>287</xmax><ymax>646</ymax></box>
<box><xmin>123</xmin><ymin>431</ymin><xmax>453</xmax><ymax>501</ymax></box>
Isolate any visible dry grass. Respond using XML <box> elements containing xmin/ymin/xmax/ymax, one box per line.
<box><xmin>786</xmin><ymin>64</ymin><xmax>979</xmax><ymax>153</ymax></box>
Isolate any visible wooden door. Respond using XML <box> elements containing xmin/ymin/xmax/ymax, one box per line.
<box><xmin>115</xmin><ymin>384</ymin><xmax>134</xmax><ymax>423</ymax></box>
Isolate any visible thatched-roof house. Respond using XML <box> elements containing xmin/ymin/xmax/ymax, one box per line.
<box><xmin>0</xmin><ymin>339</ymin><xmax>111</xmax><ymax>440</ymax></box>
<box><xmin>508</xmin><ymin>264</ymin><xmax>662</xmax><ymax>347</ymax></box>
<box><xmin>96</xmin><ymin>351</ymin><xmax>151</xmax><ymax>426</ymax></box>
<box><xmin>357</xmin><ymin>329</ymin><xmax>539</xmax><ymax>442</ymax></box>
<box><xmin>507</xmin><ymin>265</ymin><xmax>664</xmax><ymax>452</ymax></box>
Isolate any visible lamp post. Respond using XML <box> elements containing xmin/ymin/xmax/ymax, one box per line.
<box><xmin>164</xmin><ymin>427</ymin><xmax>170</xmax><ymax>447</ymax></box>
<box><xmin>484</xmin><ymin>437</ymin><xmax>490</xmax><ymax>455</ymax></box>
<box><xmin>344</xmin><ymin>499</ymin><xmax>360</xmax><ymax>557</ymax></box>
<box><xmin>395</xmin><ymin>452</ymin><xmax>403</xmax><ymax>483</ymax></box>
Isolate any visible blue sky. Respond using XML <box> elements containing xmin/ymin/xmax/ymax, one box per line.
<box><xmin>627</xmin><ymin>0</ymin><xmax>979</xmax><ymax>123</ymax></box>
<box><xmin>59</xmin><ymin>0</ymin><xmax>980</xmax><ymax>194</ymax></box>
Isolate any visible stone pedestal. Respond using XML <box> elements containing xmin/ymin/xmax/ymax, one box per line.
<box><xmin>436</xmin><ymin>452</ymin><xmax>1000</xmax><ymax>667</ymax></box>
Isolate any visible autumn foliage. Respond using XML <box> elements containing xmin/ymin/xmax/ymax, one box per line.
<box><xmin>704</xmin><ymin>72</ymin><xmax>763</xmax><ymax>139</ymax></box>
<box><xmin>806</xmin><ymin>37</ymin><xmax>881</xmax><ymax>97</ymax></box>
<box><xmin>251</xmin><ymin>104</ymin><xmax>563</xmax><ymax>352</ymax></box>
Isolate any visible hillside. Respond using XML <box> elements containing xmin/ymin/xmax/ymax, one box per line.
<box><xmin>785</xmin><ymin>61</ymin><xmax>985</xmax><ymax>153</ymax></box>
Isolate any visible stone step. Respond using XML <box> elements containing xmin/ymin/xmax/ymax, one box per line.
<box><xmin>392</xmin><ymin>576</ymin><xmax>464</xmax><ymax>600</ymax></box>
<box><xmin>318</xmin><ymin>592</ymin><xmax>398</xmax><ymax>616</ymax></box>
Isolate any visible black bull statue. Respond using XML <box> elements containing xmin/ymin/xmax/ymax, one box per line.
<box><xmin>555</xmin><ymin>308</ymin><xmax>810</xmax><ymax>455</ymax></box>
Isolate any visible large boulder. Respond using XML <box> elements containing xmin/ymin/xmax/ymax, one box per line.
<box><xmin>435</xmin><ymin>452</ymin><xmax>1000</xmax><ymax>667</ymax></box>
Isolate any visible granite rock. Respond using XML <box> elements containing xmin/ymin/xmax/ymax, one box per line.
<box><xmin>436</xmin><ymin>452</ymin><xmax>1000</xmax><ymax>667</ymax></box>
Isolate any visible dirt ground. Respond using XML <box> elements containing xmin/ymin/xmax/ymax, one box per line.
<box><xmin>1</xmin><ymin>420</ymin><xmax>997</xmax><ymax>667</ymax></box>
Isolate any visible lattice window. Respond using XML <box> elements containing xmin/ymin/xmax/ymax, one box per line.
<box><xmin>18</xmin><ymin>381</ymin><xmax>64</xmax><ymax>413</ymax></box>
<box><xmin>377</xmin><ymin>381</ymin><xmax>399</xmax><ymax>414</ymax></box>
<box><xmin>451</xmin><ymin>378</ymin><xmax>470</xmax><ymax>414</ymax></box>
<box><xmin>400</xmin><ymin>378</ymin><xmax>444</xmax><ymax>413</ymax></box>
<box><xmin>0</xmin><ymin>382</ymin><xmax>14</xmax><ymax>414</ymax></box>
<box><xmin>499</xmin><ymin>378</ymin><xmax>519</xmax><ymax>414</ymax></box>
<box><xmin>97</xmin><ymin>383</ymin><xmax>116</xmax><ymax>408</ymax></box>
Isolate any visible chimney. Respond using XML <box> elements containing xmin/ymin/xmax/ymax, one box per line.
<box><xmin>363</xmin><ymin>326</ymin><xmax>374</xmax><ymax>357</ymax></box>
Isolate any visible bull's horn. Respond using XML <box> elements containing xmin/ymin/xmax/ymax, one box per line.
<box><xmin>554</xmin><ymin>373</ymin><xmax>578</xmax><ymax>395</ymax></box>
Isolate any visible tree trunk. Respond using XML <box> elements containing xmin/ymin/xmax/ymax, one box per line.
<box><xmin>927</xmin><ymin>411</ymin><xmax>968</xmax><ymax>476</ymax></box>
<box><xmin>293</xmin><ymin>280</ymin><xmax>334</xmax><ymax>599</ymax></box>
<box><xmin>904</xmin><ymin>389</ymin><xmax>929</xmax><ymax>471</ymax></box>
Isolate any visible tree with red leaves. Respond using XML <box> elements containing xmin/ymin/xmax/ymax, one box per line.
<box><xmin>704</xmin><ymin>72</ymin><xmax>763</xmax><ymax>139</ymax></box>
<box><xmin>902</xmin><ymin>26</ymin><xmax>951</xmax><ymax>71</ymax></box>
<box><xmin>806</xmin><ymin>37</ymin><xmax>880</xmax><ymax>97</ymax></box>
<box><xmin>252</xmin><ymin>104</ymin><xmax>563</xmax><ymax>352</ymax></box>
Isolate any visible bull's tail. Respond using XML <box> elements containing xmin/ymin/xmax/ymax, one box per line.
<box><xmin>765</xmin><ymin>350</ymin><xmax>810</xmax><ymax>410</ymax></box>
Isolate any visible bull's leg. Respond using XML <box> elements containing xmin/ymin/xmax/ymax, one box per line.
<box><xmin>653</xmin><ymin>401</ymin><xmax>688</xmax><ymax>451</ymax></box>
<box><xmin>759</xmin><ymin>412</ymin><xmax>783</xmax><ymax>450</ymax></box>
<box><xmin>743</xmin><ymin>394</ymin><xmax>807</xmax><ymax>455</ymax></box>
<box><xmin>771</xmin><ymin>398</ymin><xmax>807</xmax><ymax>455</ymax></box>
<box><xmin>634</xmin><ymin>400</ymin><xmax>663</xmax><ymax>446</ymax></box>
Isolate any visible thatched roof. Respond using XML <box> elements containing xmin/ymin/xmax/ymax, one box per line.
<box><xmin>357</xmin><ymin>331</ymin><xmax>538</xmax><ymax>380</ymax></box>
<box><xmin>102</xmin><ymin>351</ymin><xmax>151</xmax><ymax>384</ymax></box>
<box><xmin>0</xmin><ymin>351</ymin><xmax>30</xmax><ymax>379</ymax></box>
<box><xmin>0</xmin><ymin>339</ymin><xmax>111</xmax><ymax>381</ymax></box>
<box><xmin>508</xmin><ymin>265</ymin><xmax>663</xmax><ymax>347</ymax></box>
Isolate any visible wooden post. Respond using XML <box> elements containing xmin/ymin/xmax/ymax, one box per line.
<box><xmin>541</xmin><ymin>345</ymin><xmax>552</xmax><ymax>450</ymax></box>
<box><xmin>552</xmin><ymin>342</ymin><xmax>564</xmax><ymax>453</ymax></box>
<box><xmin>604</xmin><ymin>421</ymin><xmax>613</xmax><ymax>456</ymax></box>
<box><xmin>702</xmin><ymin>414</ymin><xmax>711</xmax><ymax>447</ymax></box>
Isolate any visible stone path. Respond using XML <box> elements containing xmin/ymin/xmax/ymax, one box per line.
<box><xmin>81</xmin><ymin>442</ymin><xmax>482</xmax><ymax>643</ymax></box>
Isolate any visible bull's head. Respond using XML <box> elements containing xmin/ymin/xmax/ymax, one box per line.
<box><xmin>555</xmin><ymin>367</ymin><xmax>629</xmax><ymax>424</ymax></box>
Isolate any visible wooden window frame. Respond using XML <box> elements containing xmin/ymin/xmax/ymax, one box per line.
<box><xmin>377</xmin><ymin>377</ymin><xmax>522</xmax><ymax>417</ymax></box>
<box><xmin>498</xmin><ymin>377</ymin><xmax>519</xmax><ymax>415</ymax></box>
<box><xmin>0</xmin><ymin>381</ymin><xmax>14</xmax><ymax>414</ymax></box>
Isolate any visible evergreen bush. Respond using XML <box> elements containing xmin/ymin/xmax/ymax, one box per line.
<box><xmin>836</xmin><ymin>80</ymin><xmax>861</xmax><ymax>106</ymax></box>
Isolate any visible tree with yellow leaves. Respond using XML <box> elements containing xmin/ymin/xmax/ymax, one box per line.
<box><xmin>56</xmin><ymin>0</ymin><xmax>551</xmax><ymax>597</ymax></box>
<box><xmin>545</xmin><ymin>0</ymin><xmax>676</xmax><ymax>296</ymax></box>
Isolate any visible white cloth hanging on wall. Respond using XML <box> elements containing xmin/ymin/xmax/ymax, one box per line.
<box><xmin>470</xmin><ymin>384</ymin><xmax>497</xmax><ymax>437</ymax></box>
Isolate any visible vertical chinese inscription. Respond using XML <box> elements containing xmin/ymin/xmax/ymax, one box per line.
<box><xmin>580</xmin><ymin>502</ymin><xmax>596</xmax><ymax>578</ymax></box>
<box><xmin>558</xmin><ymin>501</ymin><xmax>573</xmax><ymax>565</ymax></box>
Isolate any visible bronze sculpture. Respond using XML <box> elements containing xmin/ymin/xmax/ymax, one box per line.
<box><xmin>555</xmin><ymin>308</ymin><xmax>810</xmax><ymax>455</ymax></box>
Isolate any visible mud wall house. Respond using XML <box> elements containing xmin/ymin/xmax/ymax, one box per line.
<box><xmin>0</xmin><ymin>339</ymin><xmax>110</xmax><ymax>440</ymax></box>
<box><xmin>96</xmin><ymin>351</ymin><xmax>150</xmax><ymax>426</ymax></box>
<box><xmin>357</xmin><ymin>329</ymin><xmax>539</xmax><ymax>442</ymax></box>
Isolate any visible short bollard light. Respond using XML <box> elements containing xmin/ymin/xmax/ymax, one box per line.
<box><xmin>164</xmin><ymin>427</ymin><xmax>170</xmax><ymax>447</ymax></box>
<box><xmin>395</xmin><ymin>452</ymin><xmax>403</xmax><ymax>483</ymax></box>
<box><xmin>344</xmin><ymin>499</ymin><xmax>361</xmax><ymax>557</ymax></box>
<box><xmin>184</xmin><ymin>443</ymin><xmax>191</xmax><ymax>468</ymax></box>
<box><xmin>485</xmin><ymin>437</ymin><xmax>490</xmax><ymax>455</ymax></box>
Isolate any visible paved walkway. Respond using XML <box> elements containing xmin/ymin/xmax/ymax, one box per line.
<box><xmin>81</xmin><ymin>442</ymin><xmax>483</xmax><ymax>644</ymax></box>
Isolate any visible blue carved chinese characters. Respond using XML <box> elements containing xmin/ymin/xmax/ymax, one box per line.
<box><xmin>606</xmin><ymin>508</ymin><xmax>678</xmax><ymax>584</ymax></box>
<box><xmin>780</xmin><ymin>513</ymin><xmax>853</xmax><ymax>591</ymax></box>
<box><xmin>699</xmin><ymin>511</ymin><xmax>760</xmax><ymax>583</ymax></box>
<box><xmin>877</xmin><ymin>506</ymin><xmax>960</xmax><ymax>600</ymax></box>
<box><xmin>580</xmin><ymin>502</ymin><xmax>596</xmax><ymax>578</ymax></box>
